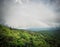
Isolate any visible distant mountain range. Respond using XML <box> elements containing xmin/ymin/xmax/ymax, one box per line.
<box><xmin>25</xmin><ymin>27</ymin><xmax>58</xmax><ymax>31</ymax></box>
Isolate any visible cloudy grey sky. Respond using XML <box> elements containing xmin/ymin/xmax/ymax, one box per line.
<box><xmin>0</xmin><ymin>0</ymin><xmax>60</xmax><ymax>29</ymax></box>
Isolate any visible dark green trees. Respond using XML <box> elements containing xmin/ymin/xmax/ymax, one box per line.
<box><xmin>0</xmin><ymin>25</ymin><xmax>60</xmax><ymax>47</ymax></box>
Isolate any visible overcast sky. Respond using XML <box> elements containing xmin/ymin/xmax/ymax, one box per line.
<box><xmin>0</xmin><ymin>0</ymin><xmax>60</xmax><ymax>29</ymax></box>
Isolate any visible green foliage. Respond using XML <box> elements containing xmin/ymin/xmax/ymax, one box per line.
<box><xmin>0</xmin><ymin>25</ymin><xmax>60</xmax><ymax>47</ymax></box>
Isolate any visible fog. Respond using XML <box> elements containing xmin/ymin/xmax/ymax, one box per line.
<box><xmin>0</xmin><ymin>0</ymin><xmax>60</xmax><ymax>29</ymax></box>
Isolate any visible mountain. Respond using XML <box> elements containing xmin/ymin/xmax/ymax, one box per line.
<box><xmin>26</xmin><ymin>27</ymin><xmax>57</xmax><ymax>31</ymax></box>
<box><xmin>0</xmin><ymin>25</ymin><xmax>60</xmax><ymax>47</ymax></box>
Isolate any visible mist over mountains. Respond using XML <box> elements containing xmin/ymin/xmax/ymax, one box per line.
<box><xmin>0</xmin><ymin>0</ymin><xmax>60</xmax><ymax>29</ymax></box>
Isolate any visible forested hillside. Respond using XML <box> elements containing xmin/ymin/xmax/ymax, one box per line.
<box><xmin>0</xmin><ymin>25</ymin><xmax>60</xmax><ymax>47</ymax></box>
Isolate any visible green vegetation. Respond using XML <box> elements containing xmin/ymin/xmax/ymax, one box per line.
<box><xmin>0</xmin><ymin>25</ymin><xmax>60</xmax><ymax>47</ymax></box>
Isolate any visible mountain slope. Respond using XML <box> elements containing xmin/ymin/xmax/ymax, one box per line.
<box><xmin>0</xmin><ymin>25</ymin><xmax>60</xmax><ymax>47</ymax></box>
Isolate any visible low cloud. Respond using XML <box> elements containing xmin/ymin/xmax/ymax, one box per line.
<box><xmin>0</xmin><ymin>0</ymin><xmax>60</xmax><ymax>29</ymax></box>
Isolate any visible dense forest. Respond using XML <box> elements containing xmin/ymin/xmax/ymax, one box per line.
<box><xmin>0</xmin><ymin>25</ymin><xmax>60</xmax><ymax>47</ymax></box>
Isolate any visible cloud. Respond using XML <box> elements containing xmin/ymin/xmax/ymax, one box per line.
<box><xmin>0</xmin><ymin>0</ymin><xmax>60</xmax><ymax>29</ymax></box>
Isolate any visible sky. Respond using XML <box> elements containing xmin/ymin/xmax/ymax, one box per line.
<box><xmin>0</xmin><ymin>0</ymin><xmax>60</xmax><ymax>29</ymax></box>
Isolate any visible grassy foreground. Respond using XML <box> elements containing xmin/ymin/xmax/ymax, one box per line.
<box><xmin>0</xmin><ymin>25</ymin><xmax>60</xmax><ymax>47</ymax></box>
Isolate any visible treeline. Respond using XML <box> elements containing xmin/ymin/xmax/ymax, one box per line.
<box><xmin>0</xmin><ymin>25</ymin><xmax>60</xmax><ymax>47</ymax></box>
